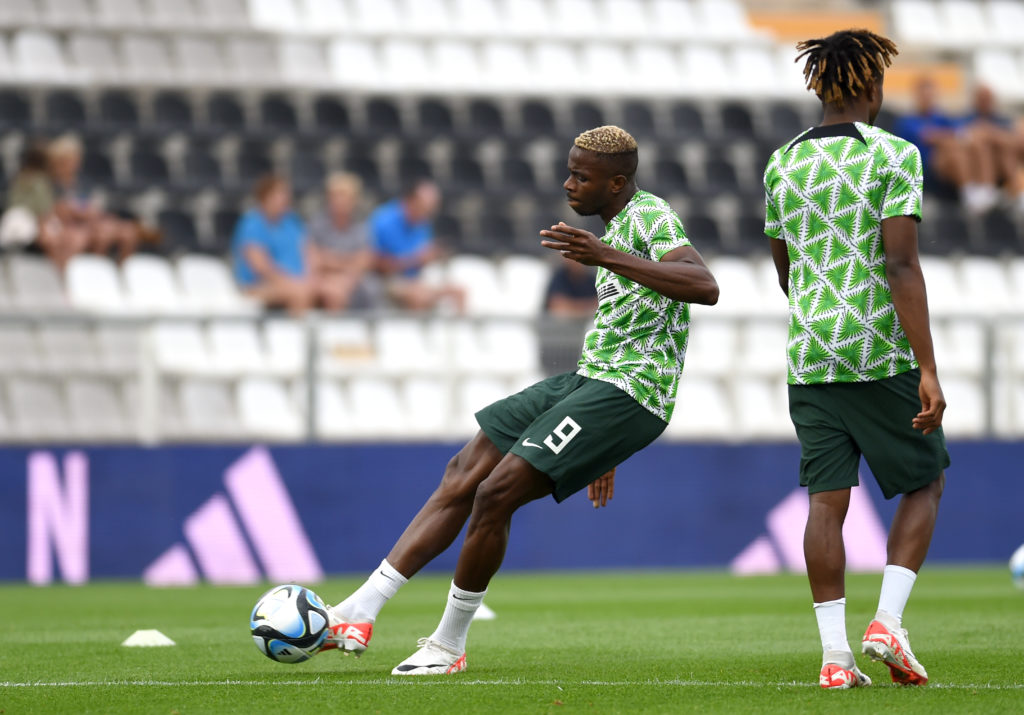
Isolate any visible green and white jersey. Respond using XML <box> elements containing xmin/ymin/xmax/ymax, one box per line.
<box><xmin>764</xmin><ymin>122</ymin><xmax>923</xmax><ymax>385</ymax></box>
<box><xmin>577</xmin><ymin>190</ymin><xmax>692</xmax><ymax>422</ymax></box>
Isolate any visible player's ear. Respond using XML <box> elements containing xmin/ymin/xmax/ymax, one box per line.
<box><xmin>609</xmin><ymin>174</ymin><xmax>628</xmax><ymax>195</ymax></box>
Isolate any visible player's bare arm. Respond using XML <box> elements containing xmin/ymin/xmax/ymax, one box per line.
<box><xmin>539</xmin><ymin>224</ymin><xmax>719</xmax><ymax>305</ymax></box>
<box><xmin>769</xmin><ymin>239</ymin><xmax>790</xmax><ymax>297</ymax></box>
<box><xmin>882</xmin><ymin>215</ymin><xmax>945</xmax><ymax>434</ymax></box>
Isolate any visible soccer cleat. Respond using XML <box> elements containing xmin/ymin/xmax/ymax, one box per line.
<box><xmin>862</xmin><ymin>615</ymin><xmax>928</xmax><ymax>686</ymax></box>
<box><xmin>819</xmin><ymin>651</ymin><xmax>872</xmax><ymax>689</ymax></box>
<box><xmin>321</xmin><ymin>611</ymin><xmax>373</xmax><ymax>657</ymax></box>
<box><xmin>391</xmin><ymin>638</ymin><xmax>467</xmax><ymax>676</ymax></box>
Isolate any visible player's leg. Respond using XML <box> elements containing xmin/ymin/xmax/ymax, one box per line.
<box><xmin>788</xmin><ymin>384</ymin><xmax>870</xmax><ymax>689</ymax></box>
<box><xmin>392</xmin><ymin>376</ymin><xmax>668</xmax><ymax>675</ymax></box>
<box><xmin>327</xmin><ymin>374</ymin><xmax>581</xmax><ymax>656</ymax></box>
<box><xmin>324</xmin><ymin>432</ymin><xmax>502</xmax><ymax>654</ymax></box>
<box><xmin>391</xmin><ymin>456</ymin><xmax>554</xmax><ymax>675</ymax></box>
<box><xmin>848</xmin><ymin>370</ymin><xmax>950</xmax><ymax>685</ymax></box>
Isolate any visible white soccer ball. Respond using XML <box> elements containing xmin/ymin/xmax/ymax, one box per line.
<box><xmin>1011</xmin><ymin>544</ymin><xmax>1024</xmax><ymax>590</ymax></box>
<box><xmin>250</xmin><ymin>584</ymin><xmax>330</xmax><ymax>663</ymax></box>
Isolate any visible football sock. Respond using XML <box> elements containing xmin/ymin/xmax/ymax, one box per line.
<box><xmin>428</xmin><ymin>581</ymin><xmax>486</xmax><ymax>653</ymax></box>
<box><xmin>334</xmin><ymin>559</ymin><xmax>408</xmax><ymax>623</ymax></box>
<box><xmin>876</xmin><ymin>564</ymin><xmax>917</xmax><ymax>626</ymax></box>
<box><xmin>813</xmin><ymin>598</ymin><xmax>851</xmax><ymax>657</ymax></box>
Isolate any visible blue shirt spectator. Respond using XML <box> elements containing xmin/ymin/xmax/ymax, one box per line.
<box><xmin>232</xmin><ymin>208</ymin><xmax>306</xmax><ymax>287</ymax></box>
<box><xmin>893</xmin><ymin>112</ymin><xmax>957</xmax><ymax>168</ymax></box>
<box><xmin>369</xmin><ymin>199</ymin><xmax>434</xmax><ymax>278</ymax></box>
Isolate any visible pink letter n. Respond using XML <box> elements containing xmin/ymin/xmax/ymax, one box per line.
<box><xmin>26</xmin><ymin>451</ymin><xmax>89</xmax><ymax>584</ymax></box>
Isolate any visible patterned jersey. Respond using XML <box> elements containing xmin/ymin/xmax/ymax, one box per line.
<box><xmin>764</xmin><ymin>122</ymin><xmax>923</xmax><ymax>385</ymax></box>
<box><xmin>577</xmin><ymin>190</ymin><xmax>692</xmax><ymax>421</ymax></box>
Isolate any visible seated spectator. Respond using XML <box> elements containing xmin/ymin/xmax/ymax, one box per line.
<box><xmin>3</xmin><ymin>144</ymin><xmax>87</xmax><ymax>269</ymax></box>
<box><xmin>894</xmin><ymin>76</ymin><xmax>999</xmax><ymax>215</ymax></box>
<box><xmin>232</xmin><ymin>174</ymin><xmax>347</xmax><ymax>315</ymax></box>
<box><xmin>959</xmin><ymin>85</ymin><xmax>1024</xmax><ymax>215</ymax></box>
<box><xmin>48</xmin><ymin>134</ymin><xmax>143</xmax><ymax>261</ymax></box>
<box><xmin>369</xmin><ymin>178</ymin><xmax>465</xmax><ymax>312</ymax></box>
<box><xmin>545</xmin><ymin>258</ymin><xmax>598</xmax><ymax>317</ymax></box>
<box><xmin>307</xmin><ymin>172</ymin><xmax>379</xmax><ymax>309</ymax></box>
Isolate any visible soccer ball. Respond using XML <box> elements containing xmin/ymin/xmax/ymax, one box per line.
<box><xmin>1011</xmin><ymin>544</ymin><xmax>1024</xmax><ymax>590</ymax></box>
<box><xmin>250</xmin><ymin>584</ymin><xmax>330</xmax><ymax>663</ymax></box>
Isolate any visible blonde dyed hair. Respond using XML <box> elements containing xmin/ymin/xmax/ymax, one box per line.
<box><xmin>574</xmin><ymin>125</ymin><xmax>637</xmax><ymax>155</ymax></box>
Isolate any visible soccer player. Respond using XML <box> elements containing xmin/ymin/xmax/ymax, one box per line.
<box><xmin>763</xmin><ymin>30</ymin><xmax>949</xmax><ymax>689</ymax></box>
<box><xmin>324</xmin><ymin>125</ymin><xmax>719</xmax><ymax>675</ymax></box>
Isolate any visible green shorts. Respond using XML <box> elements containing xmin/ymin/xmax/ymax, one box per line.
<box><xmin>475</xmin><ymin>372</ymin><xmax>668</xmax><ymax>503</ymax></box>
<box><xmin>788</xmin><ymin>369</ymin><xmax>950</xmax><ymax>500</ymax></box>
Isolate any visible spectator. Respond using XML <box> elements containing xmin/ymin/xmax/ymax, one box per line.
<box><xmin>544</xmin><ymin>257</ymin><xmax>598</xmax><ymax>317</ymax></box>
<box><xmin>48</xmin><ymin>134</ymin><xmax>142</xmax><ymax>260</ymax></box>
<box><xmin>959</xmin><ymin>85</ymin><xmax>1024</xmax><ymax>215</ymax></box>
<box><xmin>307</xmin><ymin>172</ymin><xmax>379</xmax><ymax>309</ymax></box>
<box><xmin>369</xmin><ymin>177</ymin><xmax>465</xmax><ymax>312</ymax></box>
<box><xmin>894</xmin><ymin>76</ymin><xmax>999</xmax><ymax>215</ymax></box>
<box><xmin>231</xmin><ymin>174</ymin><xmax>347</xmax><ymax>315</ymax></box>
<box><xmin>3</xmin><ymin>144</ymin><xmax>87</xmax><ymax>269</ymax></box>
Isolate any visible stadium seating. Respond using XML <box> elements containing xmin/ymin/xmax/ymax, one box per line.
<box><xmin>1</xmin><ymin>0</ymin><xmax>1022</xmax><ymax>444</ymax></box>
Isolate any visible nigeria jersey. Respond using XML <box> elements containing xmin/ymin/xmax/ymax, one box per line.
<box><xmin>577</xmin><ymin>190</ymin><xmax>692</xmax><ymax>421</ymax></box>
<box><xmin>764</xmin><ymin>122</ymin><xmax>923</xmax><ymax>385</ymax></box>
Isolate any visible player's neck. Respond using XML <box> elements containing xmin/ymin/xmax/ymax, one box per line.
<box><xmin>600</xmin><ymin>185</ymin><xmax>638</xmax><ymax>224</ymax></box>
<box><xmin>819</xmin><ymin>102</ymin><xmax>871</xmax><ymax>127</ymax></box>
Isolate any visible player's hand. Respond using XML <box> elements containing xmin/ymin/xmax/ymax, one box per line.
<box><xmin>913</xmin><ymin>370</ymin><xmax>946</xmax><ymax>434</ymax></box>
<box><xmin>540</xmin><ymin>223</ymin><xmax>610</xmax><ymax>266</ymax></box>
<box><xmin>587</xmin><ymin>468</ymin><xmax>615</xmax><ymax>509</ymax></box>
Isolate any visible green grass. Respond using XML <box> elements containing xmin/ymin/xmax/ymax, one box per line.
<box><xmin>1</xmin><ymin>568</ymin><xmax>1021</xmax><ymax>714</ymax></box>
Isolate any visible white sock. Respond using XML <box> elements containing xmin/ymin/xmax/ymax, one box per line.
<box><xmin>428</xmin><ymin>581</ymin><xmax>486</xmax><ymax>654</ymax></box>
<box><xmin>334</xmin><ymin>559</ymin><xmax>408</xmax><ymax>623</ymax></box>
<box><xmin>876</xmin><ymin>564</ymin><xmax>917</xmax><ymax>626</ymax></box>
<box><xmin>813</xmin><ymin>598</ymin><xmax>851</xmax><ymax>657</ymax></box>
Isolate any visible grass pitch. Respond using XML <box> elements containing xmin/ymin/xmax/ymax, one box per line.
<box><xmin>1</xmin><ymin>567</ymin><xmax>1020</xmax><ymax>714</ymax></box>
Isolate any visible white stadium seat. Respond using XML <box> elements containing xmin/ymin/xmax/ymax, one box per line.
<box><xmin>39</xmin><ymin>0</ymin><xmax>95</xmax><ymax>29</ymax></box>
<box><xmin>178</xmin><ymin>379</ymin><xmax>243</xmax><ymax>439</ymax></box>
<box><xmin>731</xmin><ymin>46</ymin><xmax>782</xmax><ymax>98</ymax></box>
<box><xmin>736</xmin><ymin>321</ymin><xmax>788</xmax><ymax>378</ymax></box>
<box><xmin>447</xmin><ymin>255</ymin><xmax>502</xmax><ymax>315</ymax></box>
<box><xmin>451</xmin><ymin>0</ymin><xmax>501</xmax><ymax>37</ymax></box>
<box><xmin>120</xmin><ymin>34</ymin><xmax>176</xmax><ymax>84</ymax></box>
<box><xmin>351</xmin><ymin>0</ymin><xmax>400</xmax><ymax>34</ymax></box>
<box><xmin>193</xmin><ymin>0</ymin><xmax>250</xmax><ymax>31</ymax></box>
<box><xmin>37</xmin><ymin>324</ymin><xmax>101</xmax><ymax>374</ymax></box>
<box><xmin>680</xmin><ymin>45</ymin><xmax>731</xmax><ymax>98</ymax></box>
<box><xmin>7</xmin><ymin>255</ymin><xmax>67</xmax><ymax>312</ymax></box>
<box><xmin>315</xmin><ymin>379</ymin><xmax>353</xmax><ymax>439</ymax></box>
<box><xmin>347</xmin><ymin>377</ymin><xmax>407</xmax><ymax>437</ymax></box>
<box><xmin>68</xmin><ymin>33</ymin><xmax>122</xmax><ymax>84</ymax></box>
<box><xmin>664</xmin><ymin>377</ymin><xmax>733</xmax><ymax>440</ymax></box>
<box><xmin>122</xmin><ymin>255</ymin><xmax>186</xmax><ymax>314</ymax></box>
<box><xmin>498</xmin><ymin>256</ymin><xmax>550</xmax><ymax>317</ymax></box>
<box><xmin>147</xmin><ymin>0</ymin><xmax>199</xmax><ymax>30</ymax></box>
<box><xmin>0</xmin><ymin>325</ymin><xmax>40</xmax><ymax>373</ymax></box>
<box><xmin>237</xmin><ymin>376</ymin><xmax>303</xmax><ymax>440</ymax></box>
<box><xmin>694</xmin><ymin>0</ymin><xmax>757</xmax><ymax>41</ymax></box>
<box><xmin>264</xmin><ymin>319</ymin><xmax>306</xmax><ymax>376</ymax></box>
<box><xmin>248</xmin><ymin>0</ymin><xmax>302</xmax><ymax>32</ymax></box>
<box><xmin>152</xmin><ymin>321</ymin><xmax>212</xmax><ymax>375</ymax></box>
<box><xmin>892</xmin><ymin>0</ymin><xmax>945</xmax><ymax>49</ymax></box>
<box><xmin>732</xmin><ymin>377</ymin><xmax>795</xmax><ymax>440</ymax></box>
<box><xmin>552</xmin><ymin>0</ymin><xmax>602</xmax><ymax>38</ymax></box>
<box><xmin>375</xmin><ymin>318</ymin><xmax>446</xmax><ymax>373</ymax></box>
<box><xmin>500</xmin><ymin>0</ymin><xmax>548</xmax><ymax>38</ymax></box>
<box><xmin>940</xmin><ymin>376</ymin><xmax>987</xmax><ymax>439</ymax></box>
<box><xmin>95</xmin><ymin>324</ymin><xmax>142</xmax><ymax>374</ymax></box>
<box><xmin>66</xmin><ymin>255</ymin><xmax>129</xmax><ymax>314</ymax></box>
<box><xmin>683</xmin><ymin>319</ymin><xmax>738</xmax><ymax>377</ymax></box>
<box><xmin>602</xmin><ymin>0</ymin><xmax>650</xmax><ymax>40</ymax></box>
<box><xmin>207</xmin><ymin>321</ymin><xmax>268</xmax><ymax>374</ymax></box>
<box><xmin>401</xmin><ymin>376</ymin><xmax>452</xmax><ymax>438</ymax></box>
<box><xmin>172</xmin><ymin>36</ymin><xmax>229</xmax><ymax>86</ymax></box>
<box><xmin>296</xmin><ymin>0</ymin><xmax>348</xmax><ymax>34</ymax></box>
<box><xmin>66</xmin><ymin>377</ymin><xmax>131</xmax><ymax>439</ymax></box>
<box><xmin>380</xmin><ymin>40</ymin><xmax>433</xmax><ymax>93</ymax></box>
<box><xmin>649</xmin><ymin>0</ymin><xmax>699</xmax><ymax>40</ymax></box>
<box><xmin>987</xmin><ymin>1</ymin><xmax>1024</xmax><ymax>45</ymax></box>
<box><xmin>279</xmin><ymin>39</ymin><xmax>328</xmax><ymax>87</ymax></box>
<box><xmin>225</xmin><ymin>36</ymin><xmax>281</xmax><ymax>87</ymax></box>
<box><xmin>7</xmin><ymin>377</ymin><xmax>73</xmax><ymax>439</ymax></box>
<box><xmin>454</xmin><ymin>376</ymin><xmax>508</xmax><ymax>436</ymax></box>
<box><xmin>973</xmin><ymin>49</ymin><xmax>1024</xmax><ymax>102</ymax></box>
<box><xmin>318</xmin><ymin>318</ymin><xmax>374</xmax><ymax>376</ymax></box>
<box><xmin>12</xmin><ymin>30</ymin><xmax>71</xmax><ymax>83</ymax></box>
<box><xmin>94</xmin><ymin>0</ymin><xmax>147</xmax><ymax>29</ymax></box>
<box><xmin>940</xmin><ymin>0</ymin><xmax>990</xmax><ymax>49</ymax></box>
<box><xmin>918</xmin><ymin>257</ymin><xmax>963</xmax><ymax>316</ymax></box>
<box><xmin>0</xmin><ymin>0</ymin><xmax>40</xmax><ymax>27</ymax></box>
<box><xmin>630</xmin><ymin>44</ymin><xmax>685</xmax><ymax>96</ymax></box>
<box><xmin>176</xmin><ymin>255</ymin><xmax>259</xmax><ymax>316</ymax></box>
<box><xmin>398</xmin><ymin>0</ymin><xmax>451</xmax><ymax>36</ymax></box>
<box><xmin>329</xmin><ymin>39</ymin><xmax>382</xmax><ymax>91</ymax></box>
<box><xmin>432</xmin><ymin>41</ymin><xmax>484</xmax><ymax>93</ymax></box>
<box><xmin>480</xmin><ymin>42</ymin><xmax>532</xmax><ymax>94</ymax></box>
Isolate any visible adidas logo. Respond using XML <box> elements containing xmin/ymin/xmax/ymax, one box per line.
<box><xmin>731</xmin><ymin>476</ymin><xmax>888</xmax><ymax>574</ymax></box>
<box><xmin>143</xmin><ymin>447</ymin><xmax>323</xmax><ymax>586</ymax></box>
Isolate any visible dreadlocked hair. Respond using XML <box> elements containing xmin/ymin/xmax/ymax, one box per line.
<box><xmin>795</xmin><ymin>29</ymin><xmax>898</xmax><ymax>109</ymax></box>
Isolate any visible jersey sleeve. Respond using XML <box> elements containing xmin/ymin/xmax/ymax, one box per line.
<box><xmin>880</xmin><ymin>140</ymin><xmax>923</xmax><ymax>222</ymax></box>
<box><xmin>647</xmin><ymin>209</ymin><xmax>691</xmax><ymax>262</ymax></box>
<box><xmin>763</xmin><ymin>152</ymin><xmax>783</xmax><ymax>239</ymax></box>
